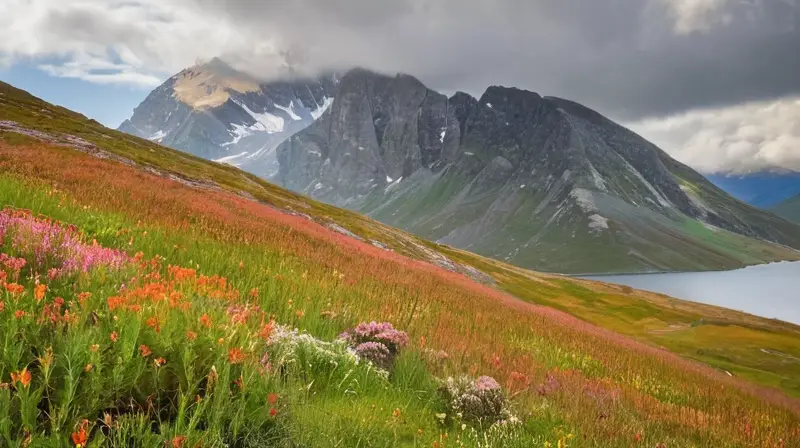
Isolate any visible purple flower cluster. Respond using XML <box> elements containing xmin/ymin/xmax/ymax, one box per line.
<box><xmin>0</xmin><ymin>209</ymin><xmax>130</xmax><ymax>279</ymax></box>
<box><xmin>354</xmin><ymin>342</ymin><xmax>392</xmax><ymax>369</ymax></box>
<box><xmin>340</xmin><ymin>321</ymin><xmax>409</xmax><ymax>370</ymax></box>
<box><xmin>474</xmin><ymin>376</ymin><xmax>501</xmax><ymax>392</ymax></box>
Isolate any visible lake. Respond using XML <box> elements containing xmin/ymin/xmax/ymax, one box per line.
<box><xmin>582</xmin><ymin>261</ymin><xmax>800</xmax><ymax>325</ymax></box>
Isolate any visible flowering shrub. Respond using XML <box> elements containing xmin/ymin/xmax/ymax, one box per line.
<box><xmin>339</xmin><ymin>321</ymin><xmax>409</xmax><ymax>370</ymax></box>
<box><xmin>438</xmin><ymin>376</ymin><xmax>515</xmax><ymax>425</ymax></box>
<box><xmin>266</xmin><ymin>324</ymin><xmax>361</xmax><ymax>372</ymax></box>
<box><xmin>0</xmin><ymin>208</ymin><xmax>129</xmax><ymax>279</ymax></box>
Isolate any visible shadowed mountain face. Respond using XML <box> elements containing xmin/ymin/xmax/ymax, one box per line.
<box><xmin>277</xmin><ymin>69</ymin><xmax>800</xmax><ymax>274</ymax></box>
<box><xmin>772</xmin><ymin>195</ymin><xmax>800</xmax><ymax>223</ymax></box>
<box><xmin>119</xmin><ymin>58</ymin><xmax>338</xmax><ymax>179</ymax></box>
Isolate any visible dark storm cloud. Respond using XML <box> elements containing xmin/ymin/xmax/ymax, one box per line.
<box><xmin>188</xmin><ymin>0</ymin><xmax>799</xmax><ymax>121</ymax></box>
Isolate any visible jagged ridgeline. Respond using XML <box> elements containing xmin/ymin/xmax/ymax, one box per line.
<box><xmin>277</xmin><ymin>69</ymin><xmax>800</xmax><ymax>274</ymax></box>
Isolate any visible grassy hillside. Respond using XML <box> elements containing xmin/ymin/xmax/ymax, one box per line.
<box><xmin>773</xmin><ymin>195</ymin><xmax>800</xmax><ymax>223</ymax></box>
<box><xmin>1</xmin><ymin>81</ymin><xmax>800</xmax><ymax>446</ymax></box>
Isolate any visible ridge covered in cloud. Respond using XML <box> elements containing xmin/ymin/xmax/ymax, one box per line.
<box><xmin>1</xmin><ymin>0</ymin><xmax>798</xmax><ymax>173</ymax></box>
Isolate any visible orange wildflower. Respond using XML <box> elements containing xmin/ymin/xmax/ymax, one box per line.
<box><xmin>199</xmin><ymin>314</ymin><xmax>212</xmax><ymax>328</ymax></box>
<box><xmin>0</xmin><ymin>301</ymin><xmax>4</xmax><ymax>312</ymax></box>
<box><xmin>258</xmin><ymin>321</ymin><xmax>275</xmax><ymax>340</ymax></box>
<box><xmin>77</xmin><ymin>292</ymin><xmax>92</xmax><ymax>304</ymax></box>
<box><xmin>90</xmin><ymin>344</ymin><xmax>100</xmax><ymax>352</ymax></box>
<box><xmin>248</xmin><ymin>288</ymin><xmax>259</xmax><ymax>298</ymax></box>
<box><xmin>139</xmin><ymin>345</ymin><xmax>152</xmax><ymax>357</ymax></box>
<box><xmin>228</xmin><ymin>348</ymin><xmax>246</xmax><ymax>365</ymax></box>
<box><xmin>295</xmin><ymin>310</ymin><xmax>305</xmax><ymax>319</ymax></box>
<box><xmin>268</xmin><ymin>393</ymin><xmax>278</xmax><ymax>404</ymax></box>
<box><xmin>11</xmin><ymin>368</ymin><xmax>32</xmax><ymax>389</ymax></box>
<box><xmin>110</xmin><ymin>332</ymin><xmax>118</xmax><ymax>343</ymax></box>
<box><xmin>84</xmin><ymin>363</ymin><xmax>93</xmax><ymax>373</ymax></box>
<box><xmin>4</xmin><ymin>283</ymin><xmax>24</xmax><ymax>295</ymax></box>
<box><xmin>171</xmin><ymin>436</ymin><xmax>187</xmax><ymax>448</ymax></box>
<box><xmin>14</xmin><ymin>310</ymin><xmax>25</xmax><ymax>319</ymax></box>
<box><xmin>154</xmin><ymin>357</ymin><xmax>167</xmax><ymax>368</ymax></box>
<box><xmin>107</xmin><ymin>296</ymin><xmax>125</xmax><ymax>311</ymax></box>
<box><xmin>34</xmin><ymin>284</ymin><xmax>47</xmax><ymax>302</ymax></box>
<box><xmin>146</xmin><ymin>315</ymin><xmax>161</xmax><ymax>333</ymax></box>
<box><xmin>71</xmin><ymin>419</ymin><xmax>89</xmax><ymax>447</ymax></box>
<box><xmin>186</xmin><ymin>330</ymin><xmax>198</xmax><ymax>341</ymax></box>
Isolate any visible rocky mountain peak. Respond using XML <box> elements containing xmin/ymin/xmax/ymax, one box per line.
<box><xmin>119</xmin><ymin>59</ymin><xmax>339</xmax><ymax>179</ymax></box>
<box><xmin>275</xmin><ymin>68</ymin><xmax>800</xmax><ymax>273</ymax></box>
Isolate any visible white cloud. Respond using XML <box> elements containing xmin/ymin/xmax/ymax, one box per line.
<box><xmin>0</xmin><ymin>0</ymin><xmax>262</xmax><ymax>87</ymax></box>
<box><xmin>661</xmin><ymin>0</ymin><xmax>733</xmax><ymax>34</ymax></box>
<box><xmin>628</xmin><ymin>97</ymin><xmax>800</xmax><ymax>174</ymax></box>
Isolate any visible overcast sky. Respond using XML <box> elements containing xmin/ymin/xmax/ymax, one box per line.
<box><xmin>1</xmin><ymin>0</ymin><xmax>798</xmax><ymax>174</ymax></box>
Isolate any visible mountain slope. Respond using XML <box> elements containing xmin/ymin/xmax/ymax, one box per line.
<box><xmin>2</xmin><ymin>81</ymin><xmax>800</xmax><ymax>447</ymax></box>
<box><xmin>277</xmin><ymin>69</ymin><xmax>800</xmax><ymax>274</ymax></box>
<box><xmin>119</xmin><ymin>58</ymin><xmax>338</xmax><ymax>178</ymax></box>
<box><xmin>773</xmin><ymin>194</ymin><xmax>800</xmax><ymax>223</ymax></box>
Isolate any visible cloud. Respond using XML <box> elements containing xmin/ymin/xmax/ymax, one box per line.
<box><xmin>2</xmin><ymin>0</ymin><xmax>798</xmax><ymax>118</ymax></box>
<box><xmin>628</xmin><ymin>96</ymin><xmax>800</xmax><ymax>174</ymax></box>
<box><xmin>662</xmin><ymin>0</ymin><xmax>733</xmax><ymax>34</ymax></box>
<box><xmin>1</xmin><ymin>0</ymin><xmax>798</xmax><ymax>173</ymax></box>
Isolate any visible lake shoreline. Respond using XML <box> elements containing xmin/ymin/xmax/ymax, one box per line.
<box><xmin>565</xmin><ymin>259</ymin><xmax>797</xmax><ymax>278</ymax></box>
<box><xmin>574</xmin><ymin>260</ymin><xmax>800</xmax><ymax>326</ymax></box>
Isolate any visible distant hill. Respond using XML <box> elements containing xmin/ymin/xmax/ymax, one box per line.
<box><xmin>707</xmin><ymin>172</ymin><xmax>800</xmax><ymax>208</ymax></box>
<box><xmin>772</xmin><ymin>194</ymin><xmax>800</xmax><ymax>223</ymax></box>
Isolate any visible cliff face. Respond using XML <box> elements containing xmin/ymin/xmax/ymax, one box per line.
<box><xmin>277</xmin><ymin>69</ymin><xmax>800</xmax><ymax>273</ymax></box>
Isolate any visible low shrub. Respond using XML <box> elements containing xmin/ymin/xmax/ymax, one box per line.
<box><xmin>339</xmin><ymin>321</ymin><xmax>409</xmax><ymax>370</ymax></box>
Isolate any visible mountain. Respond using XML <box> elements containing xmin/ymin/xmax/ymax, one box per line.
<box><xmin>278</xmin><ymin>69</ymin><xmax>800</xmax><ymax>274</ymax></box>
<box><xmin>772</xmin><ymin>194</ymin><xmax>800</xmax><ymax>223</ymax></box>
<box><xmin>119</xmin><ymin>58</ymin><xmax>338</xmax><ymax>178</ymax></box>
<box><xmin>707</xmin><ymin>172</ymin><xmax>800</xmax><ymax>208</ymax></box>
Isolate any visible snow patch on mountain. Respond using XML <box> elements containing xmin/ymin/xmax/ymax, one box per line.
<box><xmin>311</xmin><ymin>97</ymin><xmax>334</xmax><ymax>120</ymax></box>
<box><xmin>238</xmin><ymin>102</ymin><xmax>285</xmax><ymax>134</ymax></box>
<box><xmin>275</xmin><ymin>101</ymin><xmax>302</xmax><ymax>121</ymax></box>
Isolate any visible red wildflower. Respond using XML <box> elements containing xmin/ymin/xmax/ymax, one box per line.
<box><xmin>269</xmin><ymin>407</ymin><xmax>277</xmax><ymax>417</ymax></box>
<box><xmin>139</xmin><ymin>345</ymin><xmax>152</xmax><ymax>357</ymax></box>
<box><xmin>71</xmin><ymin>420</ymin><xmax>89</xmax><ymax>447</ymax></box>
<box><xmin>14</xmin><ymin>310</ymin><xmax>25</xmax><ymax>320</ymax></box>
<box><xmin>11</xmin><ymin>368</ymin><xmax>32</xmax><ymax>389</ymax></box>
<box><xmin>268</xmin><ymin>393</ymin><xmax>278</xmax><ymax>404</ymax></box>
<box><xmin>228</xmin><ymin>348</ymin><xmax>246</xmax><ymax>365</ymax></box>
<box><xmin>199</xmin><ymin>314</ymin><xmax>212</xmax><ymax>328</ymax></box>
<box><xmin>110</xmin><ymin>332</ymin><xmax>118</xmax><ymax>343</ymax></box>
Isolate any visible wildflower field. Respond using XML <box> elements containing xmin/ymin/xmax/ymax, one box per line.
<box><xmin>1</xmin><ymin>81</ymin><xmax>800</xmax><ymax>447</ymax></box>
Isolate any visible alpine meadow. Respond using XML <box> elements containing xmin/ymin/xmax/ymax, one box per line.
<box><xmin>2</xmin><ymin>76</ymin><xmax>800</xmax><ymax>448</ymax></box>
